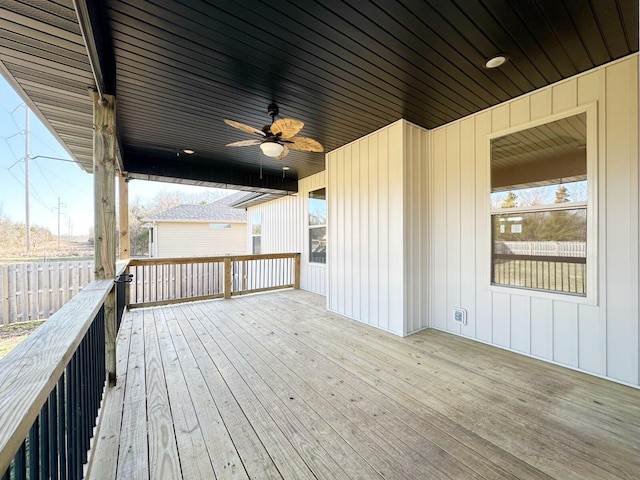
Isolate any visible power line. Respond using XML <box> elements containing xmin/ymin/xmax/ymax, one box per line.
<box><xmin>33</xmin><ymin>160</ymin><xmax>59</xmax><ymax>198</ymax></box>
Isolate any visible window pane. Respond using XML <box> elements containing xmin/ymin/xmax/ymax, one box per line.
<box><xmin>309</xmin><ymin>188</ymin><xmax>326</xmax><ymax>226</ymax></box>
<box><xmin>252</xmin><ymin>213</ymin><xmax>261</xmax><ymax>235</ymax></box>
<box><xmin>309</xmin><ymin>227</ymin><xmax>326</xmax><ymax>264</ymax></box>
<box><xmin>492</xmin><ymin>209</ymin><xmax>586</xmax><ymax>295</ymax></box>
<box><xmin>491</xmin><ymin>113</ymin><xmax>586</xmax><ymax>194</ymax></box>
<box><xmin>491</xmin><ymin>180</ymin><xmax>587</xmax><ymax>209</ymax></box>
<box><xmin>252</xmin><ymin>236</ymin><xmax>261</xmax><ymax>255</ymax></box>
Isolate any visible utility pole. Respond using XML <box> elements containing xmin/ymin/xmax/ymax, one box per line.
<box><xmin>9</xmin><ymin>105</ymin><xmax>31</xmax><ymax>253</ymax></box>
<box><xmin>24</xmin><ymin>107</ymin><xmax>30</xmax><ymax>253</ymax></box>
<box><xmin>52</xmin><ymin>197</ymin><xmax>66</xmax><ymax>248</ymax></box>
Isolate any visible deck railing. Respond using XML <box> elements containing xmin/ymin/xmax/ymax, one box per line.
<box><xmin>0</xmin><ymin>275</ymin><xmax>126</xmax><ymax>480</ymax></box>
<box><xmin>492</xmin><ymin>254</ymin><xmax>586</xmax><ymax>294</ymax></box>
<box><xmin>127</xmin><ymin>253</ymin><xmax>300</xmax><ymax>308</ymax></box>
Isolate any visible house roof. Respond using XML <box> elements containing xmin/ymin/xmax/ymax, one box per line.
<box><xmin>146</xmin><ymin>192</ymin><xmax>249</xmax><ymax>223</ymax></box>
<box><xmin>0</xmin><ymin>1</ymin><xmax>637</xmax><ymax>194</ymax></box>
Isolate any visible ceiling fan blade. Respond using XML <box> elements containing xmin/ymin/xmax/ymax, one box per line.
<box><xmin>271</xmin><ymin>118</ymin><xmax>304</xmax><ymax>138</ymax></box>
<box><xmin>224</xmin><ymin>119</ymin><xmax>265</xmax><ymax>137</ymax></box>
<box><xmin>225</xmin><ymin>139</ymin><xmax>262</xmax><ymax>147</ymax></box>
<box><xmin>275</xmin><ymin>145</ymin><xmax>289</xmax><ymax>160</ymax></box>
<box><xmin>286</xmin><ymin>136</ymin><xmax>324</xmax><ymax>152</ymax></box>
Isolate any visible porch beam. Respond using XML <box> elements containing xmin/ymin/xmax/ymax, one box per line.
<box><xmin>92</xmin><ymin>91</ymin><xmax>117</xmax><ymax>386</ymax></box>
<box><xmin>125</xmin><ymin>154</ymin><xmax>299</xmax><ymax>194</ymax></box>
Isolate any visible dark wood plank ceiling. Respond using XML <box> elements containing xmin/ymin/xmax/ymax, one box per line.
<box><xmin>0</xmin><ymin>0</ymin><xmax>637</xmax><ymax>194</ymax></box>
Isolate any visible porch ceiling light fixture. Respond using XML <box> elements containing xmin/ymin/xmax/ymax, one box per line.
<box><xmin>260</xmin><ymin>141</ymin><xmax>284</xmax><ymax>157</ymax></box>
<box><xmin>485</xmin><ymin>54</ymin><xmax>508</xmax><ymax>69</ymax></box>
<box><xmin>183</xmin><ymin>149</ymin><xmax>195</xmax><ymax>154</ymax></box>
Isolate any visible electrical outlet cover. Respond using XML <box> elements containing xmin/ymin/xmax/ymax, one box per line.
<box><xmin>452</xmin><ymin>307</ymin><xmax>467</xmax><ymax>326</ymax></box>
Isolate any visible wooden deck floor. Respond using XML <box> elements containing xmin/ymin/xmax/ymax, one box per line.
<box><xmin>88</xmin><ymin>290</ymin><xmax>640</xmax><ymax>479</ymax></box>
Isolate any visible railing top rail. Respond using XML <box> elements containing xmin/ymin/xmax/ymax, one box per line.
<box><xmin>493</xmin><ymin>253</ymin><xmax>586</xmax><ymax>264</ymax></box>
<box><xmin>116</xmin><ymin>259</ymin><xmax>130</xmax><ymax>275</ymax></box>
<box><xmin>0</xmin><ymin>278</ymin><xmax>113</xmax><ymax>473</ymax></box>
<box><xmin>128</xmin><ymin>252</ymin><xmax>299</xmax><ymax>266</ymax></box>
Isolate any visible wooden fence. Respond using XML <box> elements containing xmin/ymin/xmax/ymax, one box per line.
<box><xmin>0</xmin><ymin>261</ymin><xmax>94</xmax><ymax>325</ymax></box>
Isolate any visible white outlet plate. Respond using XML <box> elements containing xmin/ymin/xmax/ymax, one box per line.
<box><xmin>452</xmin><ymin>307</ymin><xmax>467</xmax><ymax>326</ymax></box>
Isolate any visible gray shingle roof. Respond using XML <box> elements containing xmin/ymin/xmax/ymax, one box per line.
<box><xmin>146</xmin><ymin>192</ymin><xmax>249</xmax><ymax>222</ymax></box>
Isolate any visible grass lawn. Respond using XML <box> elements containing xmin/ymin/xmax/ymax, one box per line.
<box><xmin>0</xmin><ymin>320</ymin><xmax>45</xmax><ymax>359</ymax></box>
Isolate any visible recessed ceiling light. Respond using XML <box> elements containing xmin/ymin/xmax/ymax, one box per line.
<box><xmin>183</xmin><ymin>149</ymin><xmax>194</xmax><ymax>154</ymax></box>
<box><xmin>485</xmin><ymin>55</ymin><xmax>508</xmax><ymax>69</ymax></box>
<box><xmin>282</xmin><ymin>166</ymin><xmax>290</xmax><ymax>171</ymax></box>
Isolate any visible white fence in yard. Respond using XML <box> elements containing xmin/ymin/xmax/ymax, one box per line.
<box><xmin>0</xmin><ymin>261</ymin><xmax>94</xmax><ymax>325</ymax></box>
<box><xmin>494</xmin><ymin>241</ymin><xmax>586</xmax><ymax>257</ymax></box>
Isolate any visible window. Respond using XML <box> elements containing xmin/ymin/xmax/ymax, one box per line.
<box><xmin>308</xmin><ymin>188</ymin><xmax>326</xmax><ymax>264</ymax></box>
<box><xmin>251</xmin><ymin>213</ymin><xmax>261</xmax><ymax>254</ymax></box>
<box><xmin>490</xmin><ymin>112</ymin><xmax>589</xmax><ymax>296</ymax></box>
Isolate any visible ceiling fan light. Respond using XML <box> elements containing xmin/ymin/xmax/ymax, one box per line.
<box><xmin>260</xmin><ymin>142</ymin><xmax>284</xmax><ymax>157</ymax></box>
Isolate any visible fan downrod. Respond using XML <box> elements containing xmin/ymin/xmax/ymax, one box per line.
<box><xmin>267</xmin><ymin>103</ymin><xmax>279</xmax><ymax>121</ymax></box>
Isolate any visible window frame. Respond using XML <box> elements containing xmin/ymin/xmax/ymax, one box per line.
<box><xmin>486</xmin><ymin>103</ymin><xmax>598</xmax><ymax>304</ymax></box>
<box><xmin>308</xmin><ymin>188</ymin><xmax>327</xmax><ymax>265</ymax></box>
<box><xmin>251</xmin><ymin>213</ymin><xmax>261</xmax><ymax>255</ymax></box>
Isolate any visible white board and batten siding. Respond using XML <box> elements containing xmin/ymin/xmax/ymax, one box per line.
<box><xmin>247</xmin><ymin>171</ymin><xmax>327</xmax><ymax>295</ymax></box>
<box><xmin>153</xmin><ymin>221</ymin><xmax>247</xmax><ymax>257</ymax></box>
<box><xmin>429</xmin><ymin>55</ymin><xmax>639</xmax><ymax>387</ymax></box>
<box><xmin>327</xmin><ymin>120</ymin><xmax>430</xmax><ymax>336</ymax></box>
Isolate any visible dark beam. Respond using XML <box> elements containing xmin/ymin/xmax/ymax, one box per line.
<box><xmin>73</xmin><ymin>0</ymin><xmax>125</xmax><ymax>172</ymax></box>
<box><xmin>72</xmin><ymin>0</ymin><xmax>115</xmax><ymax>95</ymax></box>
<box><xmin>123</xmin><ymin>153</ymin><xmax>299</xmax><ymax>194</ymax></box>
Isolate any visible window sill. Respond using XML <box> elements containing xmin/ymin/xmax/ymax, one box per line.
<box><xmin>488</xmin><ymin>284</ymin><xmax>597</xmax><ymax>306</ymax></box>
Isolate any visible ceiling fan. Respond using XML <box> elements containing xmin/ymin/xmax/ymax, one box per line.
<box><xmin>224</xmin><ymin>104</ymin><xmax>323</xmax><ymax>159</ymax></box>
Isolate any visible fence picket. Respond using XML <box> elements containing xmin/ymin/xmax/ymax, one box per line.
<box><xmin>0</xmin><ymin>261</ymin><xmax>94</xmax><ymax>325</ymax></box>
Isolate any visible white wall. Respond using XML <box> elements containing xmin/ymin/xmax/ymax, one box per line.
<box><xmin>154</xmin><ymin>221</ymin><xmax>247</xmax><ymax>257</ymax></box>
<box><xmin>428</xmin><ymin>55</ymin><xmax>639</xmax><ymax>387</ymax></box>
<box><xmin>249</xmin><ymin>56</ymin><xmax>639</xmax><ymax>387</ymax></box>
<box><xmin>327</xmin><ymin>120</ymin><xmax>430</xmax><ymax>336</ymax></box>
<box><xmin>247</xmin><ymin>171</ymin><xmax>327</xmax><ymax>295</ymax></box>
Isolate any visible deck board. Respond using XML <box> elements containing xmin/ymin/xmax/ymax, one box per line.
<box><xmin>89</xmin><ymin>290</ymin><xmax>640</xmax><ymax>480</ymax></box>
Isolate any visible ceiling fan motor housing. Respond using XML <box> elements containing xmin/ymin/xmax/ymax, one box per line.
<box><xmin>267</xmin><ymin>103</ymin><xmax>279</xmax><ymax>118</ymax></box>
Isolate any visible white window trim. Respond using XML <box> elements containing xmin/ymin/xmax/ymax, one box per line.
<box><xmin>486</xmin><ymin>102</ymin><xmax>599</xmax><ymax>305</ymax></box>
<box><xmin>307</xmin><ymin>187</ymin><xmax>327</xmax><ymax>265</ymax></box>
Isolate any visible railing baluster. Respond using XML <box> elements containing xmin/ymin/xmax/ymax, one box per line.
<box><xmin>28</xmin><ymin>417</ymin><xmax>39</xmax><ymax>479</ymax></box>
<box><xmin>65</xmin><ymin>353</ymin><xmax>75</xmax><ymax>480</ymax></box>
<box><xmin>14</xmin><ymin>442</ymin><xmax>26</xmax><ymax>480</ymax></box>
<box><xmin>57</xmin><ymin>377</ymin><xmax>66</xmax><ymax>480</ymax></box>
<box><xmin>40</xmin><ymin>396</ymin><xmax>50</xmax><ymax>479</ymax></box>
<box><xmin>48</xmin><ymin>389</ymin><xmax>58</xmax><ymax>480</ymax></box>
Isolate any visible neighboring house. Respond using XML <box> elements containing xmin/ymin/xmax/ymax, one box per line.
<box><xmin>145</xmin><ymin>192</ymin><xmax>249</xmax><ymax>258</ymax></box>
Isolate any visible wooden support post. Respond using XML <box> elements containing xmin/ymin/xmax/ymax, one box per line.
<box><xmin>92</xmin><ymin>91</ymin><xmax>117</xmax><ymax>386</ymax></box>
<box><xmin>118</xmin><ymin>175</ymin><xmax>130</xmax><ymax>260</ymax></box>
<box><xmin>224</xmin><ymin>257</ymin><xmax>232</xmax><ymax>299</ymax></box>
<box><xmin>294</xmin><ymin>253</ymin><xmax>301</xmax><ymax>289</ymax></box>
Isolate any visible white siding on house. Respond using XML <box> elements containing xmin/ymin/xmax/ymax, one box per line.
<box><xmin>404</xmin><ymin>122</ymin><xmax>430</xmax><ymax>334</ymax></box>
<box><xmin>327</xmin><ymin>120</ymin><xmax>429</xmax><ymax>336</ymax></box>
<box><xmin>155</xmin><ymin>222</ymin><xmax>247</xmax><ymax>257</ymax></box>
<box><xmin>247</xmin><ymin>56</ymin><xmax>638</xmax><ymax>387</ymax></box>
<box><xmin>428</xmin><ymin>55</ymin><xmax>639</xmax><ymax>387</ymax></box>
<box><xmin>247</xmin><ymin>171</ymin><xmax>327</xmax><ymax>295</ymax></box>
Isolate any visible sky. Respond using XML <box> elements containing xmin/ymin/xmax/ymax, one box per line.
<box><xmin>0</xmin><ymin>75</ymin><xmax>232</xmax><ymax>237</ymax></box>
